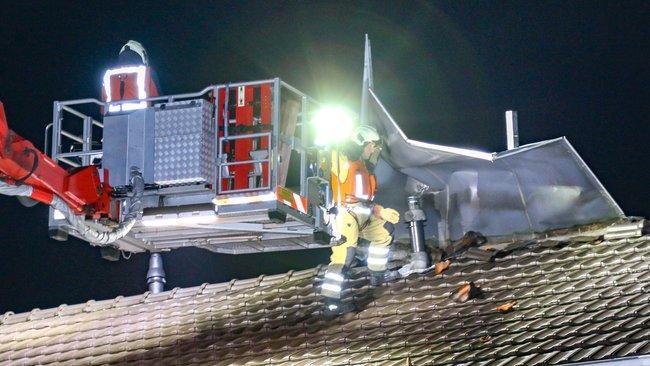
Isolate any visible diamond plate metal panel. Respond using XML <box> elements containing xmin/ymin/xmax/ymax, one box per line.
<box><xmin>154</xmin><ymin>99</ymin><xmax>214</xmax><ymax>185</ymax></box>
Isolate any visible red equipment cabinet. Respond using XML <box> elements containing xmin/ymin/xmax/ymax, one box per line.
<box><xmin>217</xmin><ymin>83</ymin><xmax>273</xmax><ymax>192</ymax></box>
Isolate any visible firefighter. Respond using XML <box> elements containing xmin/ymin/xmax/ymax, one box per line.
<box><xmin>320</xmin><ymin>125</ymin><xmax>401</xmax><ymax>311</ymax></box>
<box><xmin>101</xmin><ymin>40</ymin><xmax>160</xmax><ymax>114</ymax></box>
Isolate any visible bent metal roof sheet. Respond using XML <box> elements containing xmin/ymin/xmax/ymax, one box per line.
<box><xmin>1</xmin><ymin>233</ymin><xmax>650</xmax><ymax>365</ymax></box>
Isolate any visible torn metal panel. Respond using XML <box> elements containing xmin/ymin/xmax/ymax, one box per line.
<box><xmin>368</xmin><ymin>88</ymin><xmax>624</xmax><ymax>241</ymax></box>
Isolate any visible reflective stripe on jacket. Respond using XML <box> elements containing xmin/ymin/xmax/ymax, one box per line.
<box><xmin>101</xmin><ymin>65</ymin><xmax>159</xmax><ymax>113</ymax></box>
<box><xmin>331</xmin><ymin>151</ymin><xmax>376</xmax><ymax>206</ymax></box>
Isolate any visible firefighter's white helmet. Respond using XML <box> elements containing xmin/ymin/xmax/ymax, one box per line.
<box><xmin>351</xmin><ymin>125</ymin><xmax>380</xmax><ymax>146</ymax></box>
<box><xmin>120</xmin><ymin>40</ymin><xmax>149</xmax><ymax>66</ymax></box>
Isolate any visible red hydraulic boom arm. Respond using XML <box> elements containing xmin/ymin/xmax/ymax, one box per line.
<box><xmin>0</xmin><ymin>102</ymin><xmax>111</xmax><ymax>217</ymax></box>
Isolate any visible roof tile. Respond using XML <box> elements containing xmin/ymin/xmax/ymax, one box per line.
<box><xmin>1</xmin><ymin>234</ymin><xmax>649</xmax><ymax>365</ymax></box>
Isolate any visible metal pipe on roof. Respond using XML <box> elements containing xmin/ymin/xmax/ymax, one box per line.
<box><xmin>146</xmin><ymin>253</ymin><xmax>166</xmax><ymax>294</ymax></box>
<box><xmin>405</xmin><ymin>195</ymin><xmax>429</xmax><ymax>270</ymax></box>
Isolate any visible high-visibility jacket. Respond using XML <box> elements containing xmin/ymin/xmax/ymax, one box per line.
<box><xmin>331</xmin><ymin>150</ymin><xmax>376</xmax><ymax>206</ymax></box>
<box><xmin>101</xmin><ymin>65</ymin><xmax>159</xmax><ymax>114</ymax></box>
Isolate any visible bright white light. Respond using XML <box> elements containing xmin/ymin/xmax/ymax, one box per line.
<box><xmin>141</xmin><ymin>210</ymin><xmax>217</xmax><ymax>227</ymax></box>
<box><xmin>53</xmin><ymin>209</ymin><xmax>66</xmax><ymax>220</ymax></box>
<box><xmin>311</xmin><ymin>106</ymin><xmax>354</xmax><ymax>146</ymax></box>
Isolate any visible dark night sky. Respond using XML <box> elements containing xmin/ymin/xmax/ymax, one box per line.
<box><xmin>0</xmin><ymin>1</ymin><xmax>647</xmax><ymax>313</ymax></box>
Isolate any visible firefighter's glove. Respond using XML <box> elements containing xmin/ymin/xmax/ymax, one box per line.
<box><xmin>379</xmin><ymin>207</ymin><xmax>400</xmax><ymax>224</ymax></box>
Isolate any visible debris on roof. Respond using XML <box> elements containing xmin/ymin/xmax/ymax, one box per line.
<box><xmin>463</xmin><ymin>247</ymin><xmax>498</xmax><ymax>262</ymax></box>
<box><xmin>496</xmin><ymin>300</ymin><xmax>518</xmax><ymax>313</ymax></box>
<box><xmin>434</xmin><ymin>259</ymin><xmax>451</xmax><ymax>275</ymax></box>
<box><xmin>1</xmin><ymin>229</ymin><xmax>649</xmax><ymax>365</ymax></box>
<box><xmin>448</xmin><ymin>230</ymin><xmax>487</xmax><ymax>254</ymax></box>
<box><xmin>479</xmin><ymin>335</ymin><xmax>493</xmax><ymax>344</ymax></box>
<box><xmin>451</xmin><ymin>281</ymin><xmax>484</xmax><ymax>303</ymax></box>
<box><xmin>438</xmin><ymin>230</ymin><xmax>499</xmax><ymax>263</ymax></box>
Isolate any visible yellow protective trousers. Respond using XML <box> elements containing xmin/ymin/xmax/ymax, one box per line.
<box><xmin>329</xmin><ymin>206</ymin><xmax>393</xmax><ymax>272</ymax></box>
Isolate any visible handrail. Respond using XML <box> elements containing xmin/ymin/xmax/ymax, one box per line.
<box><xmin>280</xmin><ymin>81</ymin><xmax>320</xmax><ymax>104</ymax></box>
<box><xmin>58</xmin><ymin>157</ymin><xmax>80</xmax><ymax>167</ymax></box>
<box><xmin>100</xmin><ymin>79</ymin><xmax>278</xmax><ymax>107</ymax></box>
<box><xmin>56</xmin><ymin>79</ymin><xmax>279</xmax><ymax>109</ymax></box>
<box><xmin>51</xmin><ymin>78</ymin><xmax>314</xmax><ymax>198</ymax></box>
<box><xmin>56</xmin><ymin>150</ymin><xmax>103</xmax><ymax>158</ymax></box>
<box><xmin>220</xmin><ymin>159</ymin><xmax>269</xmax><ymax>166</ymax></box>
<box><xmin>58</xmin><ymin>98</ymin><xmax>104</xmax><ymax>106</ymax></box>
<box><xmin>61</xmin><ymin>130</ymin><xmax>83</xmax><ymax>143</ymax></box>
<box><xmin>61</xmin><ymin>106</ymin><xmax>103</xmax><ymax>128</ymax></box>
<box><xmin>162</xmin><ymin>85</ymin><xmax>216</xmax><ymax>102</ymax></box>
<box><xmin>221</xmin><ymin>132</ymin><xmax>271</xmax><ymax>141</ymax></box>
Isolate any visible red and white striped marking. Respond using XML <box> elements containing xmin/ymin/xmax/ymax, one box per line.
<box><xmin>276</xmin><ymin>186</ymin><xmax>308</xmax><ymax>214</ymax></box>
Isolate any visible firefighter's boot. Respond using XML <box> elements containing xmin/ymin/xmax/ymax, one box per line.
<box><xmin>369</xmin><ymin>269</ymin><xmax>401</xmax><ymax>286</ymax></box>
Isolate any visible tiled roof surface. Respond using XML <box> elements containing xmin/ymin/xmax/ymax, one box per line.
<box><xmin>1</xmin><ymin>234</ymin><xmax>650</xmax><ymax>365</ymax></box>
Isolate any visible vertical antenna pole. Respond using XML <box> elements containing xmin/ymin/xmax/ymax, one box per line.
<box><xmin>505</xmin><ymin>110</ymin><xmax>519</xmax><ymax>150</ymax></box>
<box><xmin>360</xmin><ymin>34</ymin><xmax>374</xmax><ymax>125</ymax></box>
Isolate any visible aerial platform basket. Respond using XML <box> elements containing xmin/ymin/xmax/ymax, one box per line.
<box><xmin>47</xmin><ymin>79</ymin><xmax>327</xmax><ymax>254</ymax></box>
